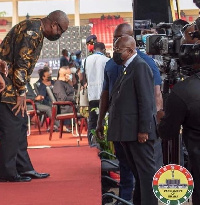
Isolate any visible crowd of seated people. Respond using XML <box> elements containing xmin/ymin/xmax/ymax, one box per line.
<box><xmin>27</xmin><ymin>49</ymin><xmax>82</xmax><ymax>133</ymax></box>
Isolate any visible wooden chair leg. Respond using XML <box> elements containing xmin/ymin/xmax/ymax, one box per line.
<box><xmin>49</xmin><ymin>117</ymin><xmax>55</xmax><ymax>141</ymax></box>
<box><xmin>59</xmin><ymin>120</ymin><xmax>63</xmax><ymax>139</ymax></box>
<box><xmin>35</xmin><ymin>114</ymin><xmax>41</xmax><ymax>134</ymax></box>
<box><xmin>46</xmin><ymin>117</ymin><xmax>50</xmax><ymax>129</ymax></box>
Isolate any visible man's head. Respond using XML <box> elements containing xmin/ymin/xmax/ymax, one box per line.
<box><xmin>42</xmin><ymin>10</ymin><xmax>69</xmax><ymax>41</ymax></box>
<box><xmin>113</xmin><ymin>36</ymin><xmax>136</xmax><ymax>65</ymax></box>
<box><xmin>86</xmin><ymin>35</ymin><xmax>97</xmax><ymax>45</ymax></box>
<box><xmin>94</xmin><ymin>42</ymin><xmax>106</xmax><ymax>54</ymax></box>
<box><xmin>75</xmin><ymin>50</ymin><xmax>81</xmax><ymax>58</ymax></box>
<box><xmin>58</xmin><ymin>66</ymin><xmax>71</xmax><ymax>81</ymax></box>
<box><xmin>62</xmin><ymin>49</ymin><xmax>68</xmax><ymax>57</ymax></box>
<box><xmin>86</xmin><ymin>35</ymin><xmax>97</xmax><ymax>53</ymax></box>
<box><xmin>113</xmin><ymin>23</ymin><xmax>133</xmax><ymax>43</ymax></box>
<box><xmin>39</xmin><ymin>69</ymin><xmax>51</xmax><ymax>82</ymax></box>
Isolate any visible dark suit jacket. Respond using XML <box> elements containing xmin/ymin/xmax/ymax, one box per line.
<box><xmin>107</xmin><ymin>55</ymin><xmax>157</xmax><ymax>142</ymax></box>
<box><xmin>53</xmin><ymin>80</ymin><xmax>75</xmax><ymax>114</ymax></box>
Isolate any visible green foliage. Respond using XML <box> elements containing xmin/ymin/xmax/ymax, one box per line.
<box><xmin>91</xmin><ymin>107</ymin><xmax>114</xmax><ymax>159</ymax></box>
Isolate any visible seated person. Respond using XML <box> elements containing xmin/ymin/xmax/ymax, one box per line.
<box><xmin>26</xmin><ymin>81</ymin><xmax>59</xmax><ymax>131</ymax></box>
<box><xmin>53</xmin><ymin>66</ymin><xmax>75</xmax><ymax>132</ymax></box>
<box><xmin>36</xmin><ymin>68</ymin><xmax>55</xmax><ymax>106</ymax></box>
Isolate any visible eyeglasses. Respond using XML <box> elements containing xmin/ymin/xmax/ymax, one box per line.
<box><xmin>56</xmin><ymin>21</ymin><xmax>65</xmax><ymax>34</ymax></box>
<box><xmin>47</xmin><ymin>16</ymin><xmax>65</xmax><ymax>34</ymax></box>
<box><xmin>113</xmin><ymin>47</ymin><xmax>130</xmax><ymax>52</ymax></box>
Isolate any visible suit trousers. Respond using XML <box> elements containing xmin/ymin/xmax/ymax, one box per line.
<box><xmin>114</xmin><ymin>141</ymin><xmax>134</xmax><ymax>201</ymax></box>
<box><xmin>122</xmin><ymin>140</ymin><xmax>158</xmax><ymax>205</ymax></box>
<box><xmin>0</xmin><ymin>102</ymin><xmax>34</xmax><ymax>178</ymax></box>
<box><xmin>114</xmin><ymin>139</ymin><xmax>163</xmax><ymax>202</ymax></box>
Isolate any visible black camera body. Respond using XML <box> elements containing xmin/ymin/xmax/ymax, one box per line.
<box><xmin>146</xmin><ymin>22</ymin><xmax>184</xmax><ymax>57</ymax></box>
<box><xmin>146</xmin><ymin>34</ymin><xmax>181</xmax><ymax>56</ymax></box>
<box><xmin>179</xmin><ymin>44</ymin><xmax>200</xmax><ymax>65</ymax></box>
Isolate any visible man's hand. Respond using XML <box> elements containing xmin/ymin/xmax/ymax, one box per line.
<box><xmin>35</xmin><ymin>95</ymin><xmax>44</xmax><ymax>101</ymax></box>
<box><xmin>156</xmin><ymin>110</ymin><xmax>165</xmax><ymax>124</ymax></box>
<box><xmin>0</xmin><ymin>74</ymin><xmax>5</xmax><ymax>93</ymax></box>
<box><xmin>96</xmin><ymin>124</ymin><xmax>104</xmax><ymax>140</ymax></box>
<box><xmin>138</xmin><ymin>133</ymin><xmax>148</xmax><ymax>143</ymax></box>
<box><xmin>12</xmin><ymin>95</ymin><xmax>26</xmax><ymax>117</ymax></box>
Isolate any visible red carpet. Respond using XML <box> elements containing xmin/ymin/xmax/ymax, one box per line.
<box><xmin>28</xmin><ymin>126</ymin><xmax>89</xmax><ymax>147</ymax></box>
<box><xmin>0</xmin><ymin>147</ymin><xmax>101</xmax><ymax>205</ymax></box>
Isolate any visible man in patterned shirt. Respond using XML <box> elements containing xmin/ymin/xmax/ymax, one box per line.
<box><xmin>0</xmin><ymin>10</ymin><xmax>69</xmax><ymax>182</ymax></box>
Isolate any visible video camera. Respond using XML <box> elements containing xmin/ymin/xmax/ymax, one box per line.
<box><xmin>146</xmin><ymin>20</ymin><xmax>188</xmax><ymax>57</ymax></box>
<box><xmin>143</xmin><ymin>20</ymin><xmax>192</xmax><ymax>96</ymax></box>
<box><xmin>178</xmin><ymin>17</ymin><xmax>200</xmax><ymax>66</ymax></box>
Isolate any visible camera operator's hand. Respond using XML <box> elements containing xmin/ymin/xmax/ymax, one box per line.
<box><xmin>138</xmin><ymin>133</ymin><xmax>148</xmax><ymax>143</ymax></box>
<box><xmin>157</xmin><ymin>110</ymin><xmax>165</xmax><ymax>124</ymax></box>
<box><xmin>96</xmin><ymin>124</ymin><xmax>104</xmax><ymax>140</ymax></box>
<box><xmin>12</xmin><ymin>95</ymin><xmax>26</xmax><ymax>117</ymax></box>
<box><xmin>0</xmin><ymin>74</ymin><xmax>5</xmax><ymax>93</ymax></box>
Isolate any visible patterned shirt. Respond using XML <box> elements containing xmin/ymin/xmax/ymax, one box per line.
<box><xmin>0</xmin><ymin>19</ymin><xmax>44</xmax><ymax>104</ymax></box>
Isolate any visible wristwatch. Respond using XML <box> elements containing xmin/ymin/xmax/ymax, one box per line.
<box><xmin>18</xmin><ymin>90</ymin><xmax>26</xmax><ymax>97</ymax></box>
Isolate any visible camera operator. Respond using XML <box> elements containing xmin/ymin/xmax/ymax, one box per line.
<box><xmin>158</xmin><ymin>20</ymin><xmax>200</xmax><ymax>205</ymax></box>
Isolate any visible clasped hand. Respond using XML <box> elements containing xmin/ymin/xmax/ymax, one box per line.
<box><xmin>138</xmin><ymin>132</ymin><xmax>148</xmax><ymax>143</ymax></box>
<box><xmin>96</xmin><ymin>124</ymin><xmax>104</xmax><ymax>140</ymax></box>
<box><xmin>12</xmin><ymin>95</ymin><xmax>26</xmax><ymax>117</ymax></box>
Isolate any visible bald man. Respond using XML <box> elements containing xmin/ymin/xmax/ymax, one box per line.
<box><xmin>53</xmin><ymin>66</ymin><xmax>74</xmax><ymax>114</ymax></box>
<box><xmin>0</xmin><ymin>10</ymin><xmax>69</xmax><ymax>182</ymax></box>
<box><xmin>107</xmin><ymin>35</ymin><xmax>158</xmax><ymax>205</ymax></box>
<box><xmin>96</xmin><ymin>23</ymin><xmax>162</xmax><ymax>204</ymax></box>
<box><xmin>53</xmin><ymin>66</ymin><xmax>75</xmax><ymax>132</ymax></box>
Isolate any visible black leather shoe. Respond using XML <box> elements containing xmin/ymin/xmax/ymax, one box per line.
<box><xmin>20</xmin><ymin>170</ymin><xmax>50</xmax><ymax>179</ymax></box>
<box><xmin>0</xmin><ymin>174</ymin><xmax>32</xmax><ymax>182</ymax></box>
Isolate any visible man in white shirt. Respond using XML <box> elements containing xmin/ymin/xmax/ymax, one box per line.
<box><xmin>85</xmin><ymin>42</ymin><xmax>109</xmax><ymax>145</ymax></box>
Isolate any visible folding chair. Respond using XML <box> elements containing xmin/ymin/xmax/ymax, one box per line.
<box><xmin>26</xmin><ymin>99</ymin><xmax>41</xmax><ymax>135</ymax></box>
<box><xmin>46</xmin><ymin>86</ymin><xmax>82</xmax><ymax>141</ymax></box>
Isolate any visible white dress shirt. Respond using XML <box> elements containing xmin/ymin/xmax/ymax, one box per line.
<box><xmin>85</xmin><ymin>52</ymin><xmax>110</xmax><ymax>101</ymax></box>
<box><xmin>124</xmin><ymin>52</ymin><xmax>137</xmax><ymax>69</ymax></box>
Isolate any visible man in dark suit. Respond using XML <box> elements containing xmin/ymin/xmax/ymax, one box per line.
<box><xmin>107</xmin><ymin>35</ymin><xmax>158</xmax><ymax>205</ymax></box>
